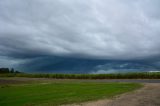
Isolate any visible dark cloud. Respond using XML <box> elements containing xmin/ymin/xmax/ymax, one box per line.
<box><xmin>0</xmin><ymin>0</ymin><xmax>160</xmax><ymax>72</ymax></box>
<box><xmin>12</xmin><ymin>56</ymin><xmax>160</xmax><ymax>73</ymax></box>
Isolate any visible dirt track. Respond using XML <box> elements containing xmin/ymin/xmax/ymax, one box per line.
<box><xmin>68</xmin><ymin>83</ymin><xmax>160</xmax><ymax>106</ymax></box>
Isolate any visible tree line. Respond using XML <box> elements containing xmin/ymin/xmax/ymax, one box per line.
<box><xmin>0</xmin><ymin>72</ymin><xmax>160</xmax><ymax>79</ymax></box>
<box><xmin>0</xmin><ymin>68</ymin><xmax>21</xmax><ymax>74</ymax></box>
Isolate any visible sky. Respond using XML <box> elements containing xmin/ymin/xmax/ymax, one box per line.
<box><xmin>0</xmin><ymin>0</ymin><xmax>160</xmax><ymax>73</ymax></box>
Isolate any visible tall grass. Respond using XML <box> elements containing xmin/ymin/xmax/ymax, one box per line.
<box><xmin>0</xmin><ymin>72</ymin><xmax>160</xmax><ymax>79</ymax></box>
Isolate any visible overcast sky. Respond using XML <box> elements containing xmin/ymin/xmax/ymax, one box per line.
<box><xmin>0</xmin><ymin>0</ymin><xmax>160</xmax><ymax>71</ymax></box>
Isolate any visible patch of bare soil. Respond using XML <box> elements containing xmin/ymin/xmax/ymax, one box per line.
<box><xmin>0</xmin><ymin>79</ymin><xmax>27</xmax><ymax>85</ymax></box>
<box><xmin>66</xmin><ymin>83</ymin><xmax>160</xmax><ymax>106</ymax></box>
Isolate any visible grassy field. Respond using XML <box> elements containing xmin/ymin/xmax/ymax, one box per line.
<box><xmin>0</xmin><ymin>79</ymin><xmax>142</xmax><ymax>106</ymax></box>
<box><xmin>1</xmin><ymin>72</ymin><xmax>160</xmax><ymax>79</ymax></box>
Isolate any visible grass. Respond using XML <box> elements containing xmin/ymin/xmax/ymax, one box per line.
<box><xmin>1</xmin><ymin>72</ymin><xmax>160</xmax><ymax>79</ymax></box>
<box><xmin>0</xmin><ymin>81</ymin><xmax>142</xmax><ymax>106</ymax></box>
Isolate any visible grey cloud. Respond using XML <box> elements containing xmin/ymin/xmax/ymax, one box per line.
<box><xmin>0</xmin><ymin>0</ymin><xmax>160</xmax><ymax>61</ymax></box>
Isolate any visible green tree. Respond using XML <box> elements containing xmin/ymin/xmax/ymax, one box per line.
<box><xmin>10</xmin><ymin>68</ymin><xmax>15</xmax><ymax>73</ymax></box>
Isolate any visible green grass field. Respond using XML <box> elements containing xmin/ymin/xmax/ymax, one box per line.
<box><xmin>0</xmin><ymin>81</ymin><xmax>142</xmax><ymax>106</ymax></box>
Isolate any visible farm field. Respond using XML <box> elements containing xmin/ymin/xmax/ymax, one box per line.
<box><xmin>0</xmin><ymin>78</ymin><xmax>142</xmax><ymax>106</ymax></box>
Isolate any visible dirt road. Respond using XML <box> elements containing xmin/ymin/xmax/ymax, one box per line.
<box><xmin>67</xmin><ymin>83</ymin><xmax>160</xmax><ymax>106</ymax></box>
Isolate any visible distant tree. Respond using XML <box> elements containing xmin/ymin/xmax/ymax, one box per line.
<box><xmin>0</xmin><ymin>68</ymin><xmax>22</xmax><ymax>74</ymax></box>
<box><xmin>0</xmin><ymin>68</ymin><xmax>10</xmax><ymax>73</ymax></box>
<box><xmin>10</xmin><ymin>68</ymin><xmax>15</xmax><ymax>73</ymax></box>
<box><xmin>15</xmin><ymin>70</ymin><xmax>20</xmax><ymax>73</ymax></box>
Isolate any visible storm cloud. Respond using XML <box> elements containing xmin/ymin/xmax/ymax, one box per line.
<box><xmin>0</xmin><ymin>0</ymin><xmax>160</xmax><ymax>72</ymax></box>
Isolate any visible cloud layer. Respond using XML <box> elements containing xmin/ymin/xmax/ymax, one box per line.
<box><xmin>0</xmin><ymin>0</ymin><xmax>160</xmax><ymax>72</ymax></box>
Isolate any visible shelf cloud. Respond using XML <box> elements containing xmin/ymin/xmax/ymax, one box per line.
<box><xmin>0</xmin><ymin>0</ymin><xmax>160</xmax><ymax>72</ymax></box>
